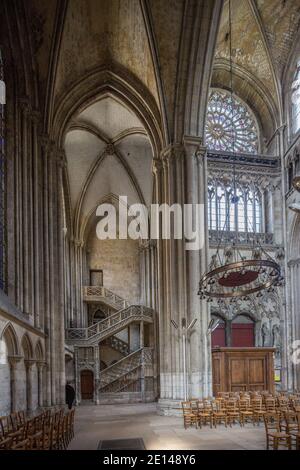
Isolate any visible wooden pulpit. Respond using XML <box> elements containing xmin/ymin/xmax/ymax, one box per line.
<box><xmin>212</xmin><ymin>347</ymin><xmax>275</xmax><ymax>395</ymax></box>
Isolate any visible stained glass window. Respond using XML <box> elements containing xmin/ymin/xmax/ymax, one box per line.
<box><xmin>208</xmin><ymin>182</ymin><xmax>262</xmax><ymax>234</ymax></box>
<box><xmin>205</xmin><ymin>89</ymin><xmax>259</xmax><ymax>154</ymax></box>
<box><xmin>291</xmin><ymin>61</ymin><xmax>300</xmax><ymax>134</ymax></box>
<box><xmin>0</xmin><ymin>50</ymin><xmax>6</xmax><ymax>291</ymax></box>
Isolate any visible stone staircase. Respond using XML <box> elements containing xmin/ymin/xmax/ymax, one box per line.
<box><xmin>66</xmin><ymin>287</ymin><xmax>154</xmax><ymax>396</ymax></box>
<box><xmin>82</xmin><ymin>286</ymin><xmax>130</xmax><ymax>310</ymax></box>
<box><xmin>99</xmin><ymin>347</ymin><xmax>153</xmax><ymax>394</ymax></box>
<box><xmin>99</xmin><ymin>349</ymin><xmax>142</xmax><ymax>392</ymax></box>
<box><xmin>102</xmin><ymin>335</ymin><xmax>130</xmax><ymax>356</ymax></box>
<box><xmin>66</xmin><ymin>304</ymin><xmax>153</xmax><ymax>346</ymax></box>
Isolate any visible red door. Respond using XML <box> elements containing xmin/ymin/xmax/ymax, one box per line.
<box><xmin>80</xmin><ymin>370</ymin><xmax>94</xmax><ymax>399</ymax></box>
<box><xmin>232</xmin><ymin>323</ymin><xmax>254</xmax><ymax>347</ymax></box>
<box><xmin>212</xmin><ymin>323</ymin><xmax>226</xmax><ymax>347</ymax></box>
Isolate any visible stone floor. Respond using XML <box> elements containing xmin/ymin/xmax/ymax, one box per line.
<box><xmin>68</xmin><ymin>403</ymin><xmax>267</xmax><ymax>450</ymax></box>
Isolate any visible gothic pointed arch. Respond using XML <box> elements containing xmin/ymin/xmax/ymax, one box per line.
<box><xmin>21</xmin><ymin>334</ymin><xmax>34</xmax><ymax>360</ymax></box>
<box><xmin>1</xmin><ymin>323</ymin><xmax>19</xmax><ymax>356</ymax></box>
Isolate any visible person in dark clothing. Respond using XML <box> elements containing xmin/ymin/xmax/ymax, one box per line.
<box><xmin>66</xmin><ymin>383</ymin><xmax>75</xmax><ymax>410</ymax></box>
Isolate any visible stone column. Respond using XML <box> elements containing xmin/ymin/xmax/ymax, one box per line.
<box><xmin>184</xmin><ymin>137</ymin><xmax>211</xmax><ymax>399</ymax></box>
<box><xmin>94</xmin><ymin>346</ymin><xmax>100</xmax><ymax>404</ymax></box>
<box><xmin>40</xmin><ymin>136</ymin><xmax>52</xmax><ymax>406</ymax></box>
<box><xmin>31</xmin><ymin>110</ymin><xmax>41</xmax><ymax>328</ymax></box>
<box><xmin>155</xmin><ymin>139</ymin><xmax>211</xmax><ymax>413</ymax></box>
<box><xmin>37</xmin><ymin>362</ymin><xmax>45</xmax><ymax>408</ymax></box>
<box><xmin>226</xmin><ymin>320</ymin><xmax>232</xmax><ymax>347</ymax></box>
<box><xmin>74</xmin><ymin>348</ymin><xmax>80</xmax><ymax>405</ymax></box>
<box><xmin>20</xmin><ymin>99</ymin><xmax>30</xmax><ymax>315</ymax></box>
<box><xmin>25</xmin><ymin>360</ymin><xmax>35</xmax><ymax>413</ymax></box>
<box><xmin>55</xmin><ymin>149</ymin><xmax>67</xmax><ymax>405</ymax></box>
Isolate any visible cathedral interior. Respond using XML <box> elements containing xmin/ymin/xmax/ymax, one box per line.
<box><xmin>1</xmin><ymin>0</ymin><xmax>300</xmax><ymax>452</ymax></box>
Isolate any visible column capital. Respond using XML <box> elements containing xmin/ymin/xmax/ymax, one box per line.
<box><xmin>25</xmin><ymin>359</ymin><xmax>36</xmax><ymax>369</ymax></box>
<box><xmin>152</xmin><ymin>158</ymin><xmax>163</xmax><ymax>175</ymax></box>
<box><xmin>161</xmin><ymin>144</ymin><xmax>185</xmax><ymax>161</ymax></box>
<box><xmin>71</xmin><ymin>237</ymin><xmax>84</xmax><ymax>248</ymax></box>
<box><xmin>183</xmin><ymin>135</ymin><xmax>207</xmax><ymax>163</ymax></box>
<box><xmin>8</xmin><ymin>355</ymin><xmax>22</xmax><ymax>366</ymax></box>
<box><xmin>37</xmin><ymin>361</ymin><xmax>47</xmax><ymax>370</ymax></box>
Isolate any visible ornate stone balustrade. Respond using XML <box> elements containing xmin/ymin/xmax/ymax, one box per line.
<box><xmin>66</xmin><ymin>305</ymin><xmax>153</xmax><ymax>345</ymax></box>
<box><xmin>82</xmin><ymin>286</ymin><xmax>129</xmax><ymax>309</ymax></box>
<box><xmin>209</xmin><ymin>230</ymin><xmax>274</xmax><ymax>247</ymax></box>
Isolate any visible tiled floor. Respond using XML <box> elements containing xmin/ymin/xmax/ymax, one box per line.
<box><xmin>68</xmin><ymin>403</ymin><xmax>267</xmax><ymax>450</ymax></box>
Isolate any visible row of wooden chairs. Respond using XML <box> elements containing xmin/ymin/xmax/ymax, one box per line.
<box><xmin>182</xmin><ymin>396</ymin><xmax>300</xmax><ymax>426</ymax></box>
<box><xmin>182</xmin><ymin>398</ymin><xmax>275</xmax><ymax>429</ymax></box>
<box><xmin>0</xmin><ymin>407</ymin><xmax>75</xmax><ymax>450</ymax></box>
<box><xmin>182</xmin><ymin>397</ymin><xmax>300</xmax><ymax>449</ymax></box>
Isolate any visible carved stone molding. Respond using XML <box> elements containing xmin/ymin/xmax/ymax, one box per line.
<box><xmin>152</xmin><ymin>158</ymin><xmax>163</xmax><ymax>175</ymax></box>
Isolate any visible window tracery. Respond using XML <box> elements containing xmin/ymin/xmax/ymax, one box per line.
<box><xmin>208</xmin><ymin>181</ymin><xmax>262</xmax><ymax>233</ymax></box>
<box><xmin>205</xmin><ymin>89</ymin><xmax>259</xmax><ymax>154</ymax></box>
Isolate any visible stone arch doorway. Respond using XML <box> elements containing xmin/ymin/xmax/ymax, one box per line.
<box><xmin>80</xmin><ymin>370</ymin><xmax>94</xmax><ymax>400</ymax></box>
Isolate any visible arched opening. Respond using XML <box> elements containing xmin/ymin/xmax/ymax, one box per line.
<box><xmin>232</xmin><ymin>315</ymin><xmax>255</xmax><ymax>347</ymax></box>
<box><xmin>0</xmin><ymin>324</ymin><xmax>19</xmax><ymax>414</ymax></box>
<box><xmin>93</xmin><ymin>309</ymin><xmax>106</xmax><ymax>323</ymax></box>
<box><xmin>35</xmin><ymin>341</ymin><xmax>44</xmax><ymax>408</ymax></box>
<box><xmin>0</xmin><ymin>337</ymin><xmax>10</xmax><ymax>415</ymax></box>
<box><xmin>80</xmin><ymin>369</ymin><xmax>94</xmax><ymax>400</ymax></box>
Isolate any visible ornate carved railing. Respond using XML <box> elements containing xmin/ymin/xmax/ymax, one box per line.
<box><xmin>209</xmin><ymin>230</ymin><xmax>274</xmax><ymax>247</ymax></box>
<box><xmin>99</xmin><ymin>349</ymin><xmax>142</xmax><ymax>389</ymax></box>
<box><xmin>83</xmin><ymin>286</ymin><xmax>129</xmax><ymax>310</ymax></box>
<box><xmin>100</xmin><ymin>370</ymin><xmax>140</xmax><ymax>394</ymax></box>
<box><xmin>103</xmin><ymin>335</ymin><xmax>130</xmax><ymax>356</ymax></box>
<box><xmin>66</xmin><ymin>305</ymin><xmax>153</xmax><ymax>344</ymax></box>
<box><xmin>99</xmin><ymin>348</ymin><xmax>153</xmax><ymax>393</ymax></box>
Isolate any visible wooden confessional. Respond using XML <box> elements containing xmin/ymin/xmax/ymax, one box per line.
<box><xmin>212</xmin><ymin>347</ymin><xmax>275</xmax><ymax>395</ymax></box>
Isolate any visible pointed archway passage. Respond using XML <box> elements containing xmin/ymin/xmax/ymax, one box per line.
<box><xmin>80</xmin><ymin>370</ymin><xmax>94</xmax><ymax>400</ymax></box>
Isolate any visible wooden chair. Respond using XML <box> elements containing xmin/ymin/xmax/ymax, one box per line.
<box><xmin>239</xmin><ymin>399</ymin><xmax>254</xmax><ymax>426</ymax></box>
<box><xmin>198</xmin><ymin>400</ymin><xmax>213</xmax><ymax>428</ymax></box>
<box><xmin>189</xmin><ymin>400</ymin><xmax>202</xmax><ymax>429</ymax></box>
<box><xmin>212</xmin><ymin>399</ymin><xmax>227</xmax><ymax>428</ymax></box>
<box><xmin>252</xmin><ymin>398</ymin><xmax>266</xmax><ymax>425</ymax></box>
<box><xmin>0</xmin><ymin>416</ymin><xmax>10</xmax><ymax>438</ymax></box>
<box><xmin>263</xmin><ymin>414</ymin><xmax>292</xmax><ymax>450</ymax></box>
<box><xmin>264</xmin><ymin>398</ymin><xmax>277</xmax><ymax>418</ymax></box>
<box><xmin>17</xmin><ymin>411</ymin><xmax>26</xmax><ymax>427</ymax></box>
<box><xmin>280</xmin><ymin>410</ymin><xmax>298</xmax><ymax>434</ymax></box>
<box><xmin>70</xmin><ymin>408</ymin><xmax>75</xmax><ymax>440</ymax></box>
<box><xmin>181</xmin><ymin>402</ymin><xmax>198</xmax><ymax>429</ymax></box>
<box><xmin>9</xmin><ymin>413</ymin><xmax>20</xmax><ymax>432</ymax></box>
<box><xmin>291</xmin><ymin>397</ymin><xmax>300</xmax><ymax>412</ymax></box>
<box><xmin>226</xmin><ymin>399</ymin><xmax>240</xmax><ymax>427</ymax></box>
<box><xmin>0</xmin><ymin>437</ymin><xmax>12</xmax><ymax>449</ymax></box>
<box><xmin>11</xmin><ymin>438</ymin><xmax>31</xmax><ymax>450</ymax></box>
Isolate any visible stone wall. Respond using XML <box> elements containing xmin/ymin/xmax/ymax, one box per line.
<box><xmin>87</xmin><ymin>233</ymin><xmax>141</xmax><ymax>305</ymax></box>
